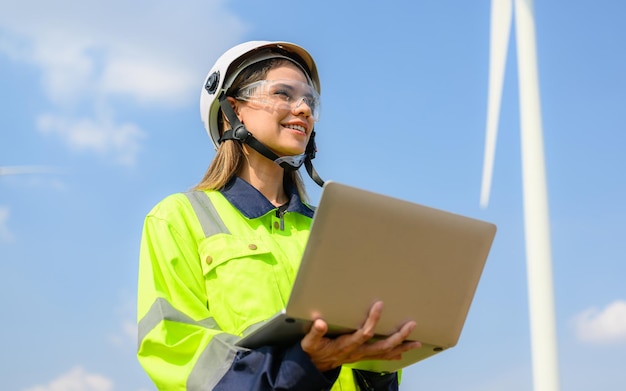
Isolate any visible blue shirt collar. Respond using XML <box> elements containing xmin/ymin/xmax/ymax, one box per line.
<box><xmin>220</xmin><ymin>176</ymin><xmax>314</xmax><ymax>219</ymax></box>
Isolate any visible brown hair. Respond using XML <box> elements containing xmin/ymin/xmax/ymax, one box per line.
<box><xmin>193</xmin><ymin>58</ymin><xmax>308</xmax><ymax>201</ymax></box>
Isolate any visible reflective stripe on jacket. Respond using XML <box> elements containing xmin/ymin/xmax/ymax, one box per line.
<box><xmin>137</xmin><ymin>182</ymin><xmax>398</xmax><ymax>390</ymax></box>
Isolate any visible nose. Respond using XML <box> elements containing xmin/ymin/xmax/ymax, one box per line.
<box><xmin>292</xmin><ymin>97</ymin><xmax>313</xmax><ymax>118</ymax></box>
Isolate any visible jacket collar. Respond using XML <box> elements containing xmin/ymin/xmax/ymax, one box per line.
<box><xmin>220</xmin><ymin>176</ymin><xmax>314</xmax><ymax>219</ymax></box>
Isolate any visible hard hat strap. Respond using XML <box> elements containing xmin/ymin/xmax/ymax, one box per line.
<box><xmin>305</xmin><ymin>156</ymin><xmax>325</xmax><ymax>187</ymax></box>
<box><xmin>303</xmin><ymin>130</ymin><xmax>325</xmax><ymax>187</ymax></box>
<box><xmin>219</xmin><ymin>96</ymin><xmax>283</xmax><ymax>162</ymax></box>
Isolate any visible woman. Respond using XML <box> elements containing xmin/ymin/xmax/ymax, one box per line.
<box><xmin>137</xmin><ymin>41</ymin><xmax>421</xmax><ymax>390</ymax></box>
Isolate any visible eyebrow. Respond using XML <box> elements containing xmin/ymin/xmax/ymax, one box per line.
<box><xmin>271</xmin><ymin>82</ymin><xmax>296</xmax><ymax>91</ymax></box>
<box><xmin>272</xmin><ymin>82</ymin><xmax>317</xmax><ymax>99</ymax></box>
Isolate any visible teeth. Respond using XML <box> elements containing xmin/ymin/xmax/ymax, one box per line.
<box><xmin>285</xmin><ymin>124</ymin><xmax>305</xmax><ymax>132</ymax></box>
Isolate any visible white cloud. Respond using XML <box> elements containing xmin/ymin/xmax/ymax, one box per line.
<box><xmin>23</xmin><ymin>366</ymin><xmax>114</xmax><ymax>391</ymax></box>
<box><xmin>574</xmin><ymin>300</ymin><xmax>626</xmax><ymax>344</ymax></box>
<box><xmin>38</xmin><ymin>113</ymin><xmax>145</xmax><ymax>166</ymax></box>
<box><xmin>0</xmin><ymin>0</ymin><xmax>247</xmax><ymax>165</ymax></box>
<box><xmin>100</xmin><ymin>56</ymin><xmax>196</xmax><ymax>106</ymax></box>
<box><xmin>0</xmin><ymin>205</ymin><xmax>15</xmax><ymax>243</ymax></box>
<box><xmin>0</xmin><ymin>0</ymin><xmax>246</xmax><ymax>106</ymax></box>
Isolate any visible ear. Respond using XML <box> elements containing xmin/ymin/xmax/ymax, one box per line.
<box><xmin>226</xmin><ymin>96</ymin><xmax>243</xmax><ymax>121</ymax></box>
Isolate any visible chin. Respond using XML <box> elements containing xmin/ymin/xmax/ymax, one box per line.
<box><xmin>280</xmin><ymin>145</ymin><xmax>307</xmax><ymax>156</ymax></box>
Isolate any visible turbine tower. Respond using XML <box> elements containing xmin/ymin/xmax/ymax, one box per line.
<box><xmin>480</xmin><ymin>1</ymin><xmax>560</xmax><ymax>390</ymax></box>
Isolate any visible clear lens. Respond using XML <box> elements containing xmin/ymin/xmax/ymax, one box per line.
<box><xmin>236</xmin><ymin>79</ymin><xmax>321</xmax><ymax>121</ymax></box>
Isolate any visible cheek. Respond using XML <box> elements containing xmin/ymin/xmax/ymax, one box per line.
<box><xmin>308</xmin><ymin>119</ymin><xmax>316</xmax><ymax>135</ymax></box>
<box><xmin>240</xmin><ymin>108</ymin><xmax>264</xmax><ymax>125</ymax></box>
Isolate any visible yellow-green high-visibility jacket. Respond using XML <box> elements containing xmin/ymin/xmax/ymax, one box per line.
<box><xmin>137</xmin><ymin>177</ymin><xmax>399</xmax><ymax>390</ymax></box>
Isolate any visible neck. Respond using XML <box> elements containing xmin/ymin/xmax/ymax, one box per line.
<box><xmin>239</xmin><ymin>147</ymin><xmax>288</xmax><ymax>207</ymax></box>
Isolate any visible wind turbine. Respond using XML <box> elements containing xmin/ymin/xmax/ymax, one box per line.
<box><xmin>480</xmin><ymin>1</ymin><xmax>560</xmax><ymax>391</ymax></box>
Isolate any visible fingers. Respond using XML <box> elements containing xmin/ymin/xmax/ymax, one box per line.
<box><xmin>360</xmin><ymin>301</ymin><xmax>384</xmax><ymax>337</ymax></box>
<box><xmin>301</xmin><ymin>301</ymin><xmax>422</xmax><ymax>371</ymax></box>
<box><xmin>302</xmin><ymin>318</ymin><xmax>328</xmax><ymax>348</ymax></box>
<box><xmin>332</xmin><ymin>301</ymin><xmax>384</xmax><ymax>355</ymax></box>
<box><xmin>342</xmin><ymin>318</ymin><xmax>420</xmax><ymax>363</ymax></box>
<box><xmin>311</xmin><ymin>318</ymin><xmax>328</xmax><ymax>336</ymax></box>
<box><xmin>378</xmin><ymin>320</ymin><xmax>419</xmax><ymax>351</ymax></box>
<box><xmin>395</xmin><ymin>320</ymin><xmax>417</xmax><ymax>342</ymax></box>
<box><xmin>358</xmin><ymin>302</ymin><xmax>414</xmax><ymax>347</ymax></box>
<box><xmin>358</xmin><ymin>340</ymin><xmax>421</xmax><ymax>362</ymax></box>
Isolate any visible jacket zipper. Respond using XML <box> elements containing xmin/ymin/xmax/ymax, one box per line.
<box><xmin>276</xmin><ymin>203</ymin><xmax>288</xmax><ymax>231</ymax></box>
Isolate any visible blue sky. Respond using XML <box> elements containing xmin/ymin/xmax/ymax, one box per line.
<box><xmin>1</xmin><ymin>1</ymin><xmax>624</xmax><ymax>390</ymax></box>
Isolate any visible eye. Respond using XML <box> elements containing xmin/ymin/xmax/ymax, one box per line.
<box><xmin>272</xmin><ymin>88</ymin><xmax>294</xmax><ymax>101</ymax></box>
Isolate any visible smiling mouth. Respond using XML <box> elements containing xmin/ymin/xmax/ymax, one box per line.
<box><xmin>284</xmin><ymin>124</ymin><xmax>307</xmax><ymax>133</ymax></box>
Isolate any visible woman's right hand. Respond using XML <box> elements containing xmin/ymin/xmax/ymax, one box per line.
<box><xmin>300</xmin><ymin>301</ymin><xmax>422</xmax><ymax>372</ymax></box>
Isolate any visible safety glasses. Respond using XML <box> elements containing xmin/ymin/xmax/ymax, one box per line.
<box><xmin>236</xmin><ymin>79</ymin><xmax>321</xmax><ymax>121</ymax></box>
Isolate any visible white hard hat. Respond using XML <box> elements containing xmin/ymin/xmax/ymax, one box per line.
<box><xmin>200</xmin><ymin>41</ymin><xmax>321</xmax><ymax>149</ymax></box>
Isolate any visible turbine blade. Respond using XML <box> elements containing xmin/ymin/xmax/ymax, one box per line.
<box><xmin>514</xmin><ymin>0</ymin><xmax>560</xmax><ymax>387</ymax></box>
<box><xmin>481</xmin><ymin>0</ymin><xmax>513</xmax><ymax>208</ymax></box>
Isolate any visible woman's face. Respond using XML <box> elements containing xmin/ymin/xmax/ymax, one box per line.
<box><xmin>234</xmin><ymin>62</ymin><xmax>317</xmax><ymax>158</ymax></box>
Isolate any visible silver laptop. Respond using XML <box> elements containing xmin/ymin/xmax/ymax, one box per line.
<box><xmin>235</xmin><ymin>181</ymin><xmax>497</xmax><ymax>372</ymax></box>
